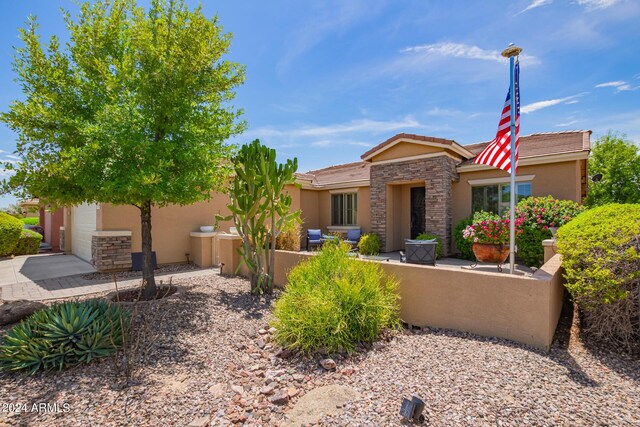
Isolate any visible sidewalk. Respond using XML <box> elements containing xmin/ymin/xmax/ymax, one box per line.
<box><xmin>0</xmin><ymin>269</ymin><xmax>217</xmax><ymax>301</ymax></box>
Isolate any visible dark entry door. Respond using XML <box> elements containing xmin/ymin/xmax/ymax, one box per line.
<box><xmin>410</xmin><ymin>187</ymin><xmax>426</xmax><ymax>239</ymax></box>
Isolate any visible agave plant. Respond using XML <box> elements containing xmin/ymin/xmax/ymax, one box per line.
<box><xmin>0</xmin><ymin>300</ymin><xmax>129</xmax><ymax>374</ymax></box>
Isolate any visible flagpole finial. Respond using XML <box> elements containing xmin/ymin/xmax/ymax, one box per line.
<box><xmin>501</xmin><ymin>44</ymin><xmax>523</xmax><ymax>58</ymax></box>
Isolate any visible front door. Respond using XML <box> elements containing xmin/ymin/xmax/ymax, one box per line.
<box><xmin>410</xmin><ymin>187</ymin><xmax>426</xmax><ymax>239</ymax></box>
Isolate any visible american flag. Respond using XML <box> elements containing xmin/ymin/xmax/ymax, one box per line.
<box><xmin>474</xmin><ymin>60</ymin><xmax>520</xmax><ymax>173</ymax></box>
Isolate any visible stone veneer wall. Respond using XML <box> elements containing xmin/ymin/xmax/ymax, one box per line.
<box><xmin>370</xmin><ymin>156</ymin><xmax>459</xmax><ymax>254</ymax></box>
<box><xmin>91</xmin><ymin>234</ymin><xmax>132</xmax><ymax>272</ymax></box>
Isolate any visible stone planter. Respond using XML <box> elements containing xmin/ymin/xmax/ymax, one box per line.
<box><xmin>472</xmin><ymin>243</ymin><xmax>510</xmax><ymax>264</ymax></box>
<box><xmin>549</xmin><ymin>226</ymin><xmax>559</xmax><ymax>237</ymax></box>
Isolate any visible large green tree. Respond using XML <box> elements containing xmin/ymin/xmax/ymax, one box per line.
<box><xmin>1</xmin><ymin>0</ymin><xmax>245</xmax><ymax>298</ymax></box>
<box><xmin>586</xmin><ymin>133</ymin><xmax>640</xmax><ymax>207</ymax></box>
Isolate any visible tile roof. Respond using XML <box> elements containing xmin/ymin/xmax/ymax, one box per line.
<box><xmin>299</xmin><ymin>161</ymin><xmax>371</xmax><ymax>186</ymax></box>
<box><xmin>300</xmin><ymin>130</ymin><xmax>591</xmax><ymax>186</ymax></box>
<box><xmin>460</xmin><ymin>130</ymin><xmax>591</xmax><ymax>165</ymax></box>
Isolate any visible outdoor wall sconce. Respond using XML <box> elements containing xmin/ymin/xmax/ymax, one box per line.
<box><xmin>399</xmin><ymin>395</ymin><xmax>426</xmax><ymax>424</ymax></box>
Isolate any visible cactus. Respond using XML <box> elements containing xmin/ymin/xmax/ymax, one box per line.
<box><xmin>219</xmin><ymin>140</ymin><xmax>301</xmax><ymax>294</ymax></box>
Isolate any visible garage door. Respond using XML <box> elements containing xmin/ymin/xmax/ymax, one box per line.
<box><xmin>72</xmin><ymin>203</ymin><xmax>97</xmax><ymax>262</ymax></box>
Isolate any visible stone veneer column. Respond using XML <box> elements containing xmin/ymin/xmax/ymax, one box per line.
<box><xmin>91</xmin><ymin>231</ymin><xmax>132</xmax><ymax>272</ymax></box>
<box><xmin>370</xmin><ymin>156</ymin><xmax>459</xmax><ymax>254</ymax></box>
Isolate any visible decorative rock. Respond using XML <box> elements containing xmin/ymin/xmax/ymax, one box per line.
<box><xmin>230</xmin><ymin>385</ymin><xmax>244</xmax><ymax>395</ymax></box>
<box><xmin>258</xmin><ymin>328</ymin><xmax>268</xmax><ymax>335</ymax></box>
<box><xmin>245</xmin><ymin>326</ymin><xmax>257</xmax><ymax>338</ymax></box>
<box><xmin>268</xmin><ymin>327</ymin><xmax>277</xmax><ymax>334</ymax></box>
<box><xmin>208</xmin><ymin>383</ymin><xmax>226</xmax><ymax>398</ymax></box>
<box><xmin>292</xmin><ymin>373</ymin><xmax>305</xmax><ymax>382</ymax></box>
<box><xmin>0</xmin><ymin>300</ymin><xmax>46</xmax><ymax>326</ymax></box>
<box><xmin>287</xmin><ymin>387</ymin><xmax>299</xmax><ymax>398</ymax></box>
<box><xmin>188</xmin><ymin>415</ymin><xmax>211</xmax><ymax>427</ymax></box>
<box><xmin>256</xmin><ymin>337</ymin><xmax>265</xmax><ymax>349</ymax></box>
<box><xmin>284</xmin><ymin>385</ymin><xmax>360</xmax><ymax>426</ymax></box>
<box><xmin>269</xmin><ymin>389</ymin><xmax>290</xmax><ymax>405</ymax></box>
<box><xmin>320</xmin><ymin>358</ymin><xmax>337</xmax><ymax>371</ymax></box>
<box><xmin>260</xmin><ymin>382</ymin><xmax>277</xmax><ymax>395</ymax></box>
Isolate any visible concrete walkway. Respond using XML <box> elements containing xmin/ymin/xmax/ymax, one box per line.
<box><xmin>0</xmin><ymin>254</ymin><xmax>216</xmax><ymax>301</ymax></box>
<box><xmin>0</xmin><ymin>253</ymin><xmax>96</xmax><ymax>286</ymax></box>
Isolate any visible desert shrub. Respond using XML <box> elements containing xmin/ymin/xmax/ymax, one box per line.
<box><xmin>415</xmin><ymin>232</ymin><xmax>443</xmax><ymax>259</ymax></box>
<box><xmin>358</xmin><ymin>233</ymin><xmax>380</xmax><ymax>255</ymax></box>
<box><xmin>0</xmin><ymin>300</ymin><xmax>129</xmax><ymax>374</ymax></box>
<box><xmin>13</xmin><ymin>229</ymin><xmax>42</xmax><ymax>255</ymax></box>
<box><xmin>0</xmin><ymin>212</ymin><xmax>23</xmax><ymax>257</ymax></box>
<box><xmin>272</xmin><ymin>241</ymin><xmax>399</xmax><ymax>354</ymax></box>
<box><xmin>21</xmin><ymin>217</ymin><xmax>39</xmax><ymax>226</ymax></box>
<box><xmin>276</xmin><ymin>222</ymin><xmax>301</xmax><ymax>251</ymax></box>
<box><xmin>454</xmin><ymin>218</ymin><xmax>475</xmax><ymax>260</ymax></box>
<box><xmin>556</xmin><ymin>204</ymin><xmax>640</xmax><ymax>350</ymax></box>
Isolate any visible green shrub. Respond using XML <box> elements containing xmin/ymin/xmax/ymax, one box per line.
<box><xmin>0</xmin><ymin>300</ymin><xmax>129</xmax><ymax>374</ymax></box>
<box><xmin>556</xmin><ymin>204</ymin><xmax>640</xmax><ymax>350</ymax></box>
<box><xmin>0</xmin><ymin>212</ymin><xmax>24</xmax><ymax>257</ymax></box>
<box><xmin>21</xmin><ymin>217</ymin><xmax>39</xmax><ymax>226</ymax></box>
<box><xmin>13</xmin><ymin>229</ymin><xmax>42</xmax><ymax>255</ymax></box>
<box><xmin>272</xmin><ymin>241</ymin><xmax>399</xmax><ymax>354</ymax></box>
<box><xmin>472</xmin><ymin>210</ymin><xmax>500</xmax><ymax>223</ymax></box>
<box><xmin>415</xmin><ymin>233</ymin><xmax>443</xmax><ymax>259</ymax></box>
<box><xmin>454</xmin><ymin>218</ymin><xmax>474</xmax><ymax>260</ymax></box>
<box><xmin>516</xmin><ymin>226</ymin><xmax>552</xmax><ymax>267</ymax></box>
<box><xmin>276</xmin><ymin>222</ymin><xmax>301</xmax><ymax>251</ymax></box>
<box><xmin>358</xmin><ymin>233</ymin><xmax>380</xmax><ymax>255</ymax></box>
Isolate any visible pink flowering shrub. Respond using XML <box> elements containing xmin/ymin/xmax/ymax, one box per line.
<box><xmin>463</xmin><ymin>217</ymin><xmax>524</xmax><ymax>245</ymax></box>
<box><xmin>514</xmin><ymin>196</ymin><xmax>584</xmax><ymax>229</ymax></box>
<box><xmin>513</xmin><ymin>196</ymin><xmax>585</xmax><ymax>267</ymax></box>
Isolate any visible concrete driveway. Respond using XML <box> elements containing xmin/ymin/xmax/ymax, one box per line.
<box><xmin>0</xmin><ymin>253</ymin><xmax>95</xmax><ymax>286</ymax></box>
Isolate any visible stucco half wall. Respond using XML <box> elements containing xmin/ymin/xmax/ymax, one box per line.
<box><xmin>98</xmin><ymin>194</ymin><xmax>235</xmax><ymax>265</ymax></box>
<box><xmin>267</xmin><ymin>251</ymin><xmax>565</xmax><ymax>351</ymax></box>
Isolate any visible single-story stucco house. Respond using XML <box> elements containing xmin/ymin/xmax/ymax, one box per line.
<box><xmin>60</xmin><ymin>130</ymin><xmax>591</xmax><ymax>271</ymax></box>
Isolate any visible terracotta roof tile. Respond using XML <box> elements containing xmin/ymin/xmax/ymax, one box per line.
<box><xmin>303</xmin><ymin>162</ymin><xmax>370</xmax><ymax>186</ymax></box>
<box><xmin>460</xmin><ymin>130</ymin><xmax>591</xmax><ymax>165</ymax></box>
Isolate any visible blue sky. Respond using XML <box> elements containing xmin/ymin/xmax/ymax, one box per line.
<box><xmin>1</xmin><ymin>0</ymin><xmax>639</xmax><ymax>207</ymax></box>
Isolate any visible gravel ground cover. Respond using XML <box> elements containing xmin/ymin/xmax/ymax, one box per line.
<box><xmin>0</xmin><ymin>272</ymin><xmax>638</xmax><ymax>426</ymax></box>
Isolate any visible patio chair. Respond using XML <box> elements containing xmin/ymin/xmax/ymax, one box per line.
<box><xmin>401</xmin><ymin>239</ymin><xmax>437</xmax><ymax>266</ymax></box>
<box><xmin>306</xmin><ymin>229</ymin><xmax>322</xmax><ymax>251</ymax></box>
<box><xmin>345</xmin><ymin>229</ymin><xmax>361</xmax><ymax>249</ymax></box>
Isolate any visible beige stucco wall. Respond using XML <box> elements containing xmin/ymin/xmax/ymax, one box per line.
<box><xmin>99</xmin><ymin>194</ymin><xmax>234</xmax><ymax>265</ymax></box>
<box><xmin>452</xmin><ymin>160</ymin><xmax>584</xmax><ymax>228</ymax></box>
<box><xmin>306</xmin><ymin>186</ymin><xmax>371</xmax><ymax>236</ymax></box>
<box><xmin>253</xmin><ymin>250</ymin><xmax>565</xmax><ymax>350</ymax></box>
<box><xmin>371</xmin><ymin>142</ymin><xmax>443</xmax><ymax>162</ymax></box>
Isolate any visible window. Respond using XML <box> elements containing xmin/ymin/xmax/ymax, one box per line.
<box><xmin>472</xmin><ymin>182</ymin><xmax>531</xmax><ymax>216</ymax></box>
<box><xmin>331</xmin><ymin>193</ymin><xmax>357</xmax><ymax>226</ymax></box>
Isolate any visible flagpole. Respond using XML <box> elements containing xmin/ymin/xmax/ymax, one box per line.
<box><xmin>502</xmin><ymin>44</ymin><xmax>522</xmax><ymax>275</ymax></box>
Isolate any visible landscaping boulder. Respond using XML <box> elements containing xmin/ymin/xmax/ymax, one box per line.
<box><xmin>0</xmin><ymin>300</ymin><xmax>46</xmax><ymax>325</ymax></box>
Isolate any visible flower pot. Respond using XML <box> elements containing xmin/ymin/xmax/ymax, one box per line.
<box><xmin>472</xmin><ymin>243</ymin><xmax>510</xmax><ymax>264</ymax></box>
<box><xmin>549</xmin><ymin>226</ymin><xmax>559</xmax><ymax>237</ymax></box>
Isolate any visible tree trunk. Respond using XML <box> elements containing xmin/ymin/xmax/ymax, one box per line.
<box><xmin>140</xmin><ymin>200</ymin><xmax>157</xmax><ymax>299</ymax></box>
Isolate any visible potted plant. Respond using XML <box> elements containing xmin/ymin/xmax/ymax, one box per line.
<box><xmin>514</xmin><ymin>196</ymin><xmax>584</xmax><ymax>237</ymax></box>
<box><xmin>462</xmin><ymin>218</ymin><xmax>523</xmax><ymax>263</ymax></box>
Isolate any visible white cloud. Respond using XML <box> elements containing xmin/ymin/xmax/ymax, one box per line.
<box><xmin>555</xmin><ymin>119</ymin><xmax>580</xmax><ymax>127</ymax></box>
<box><xmin>576</xmin><ymin>0</ymin><xmax>619</xmax><ymax>11</ymax></box>
<box><xmin>5</xmin><ymin>154</ymin><xmax>20</xmax><ymax>160</ymax></box>
<box><xmin>310</xmin><ymin>139</ymin><xmax>373</xmax><ymax>148</ymax></box>
<box><xmin>595</xmin><ymin>80</ymin><xmax>626</xmax><ymax>87</ymax></box>
<box><xmin>521</xmin><ymin>93</ymin><xmax>587</xmax><ymax>114</ymax></box>
<box><xmin>401</xmin><ymin>42</ymin><xmax>540</xmax><ymax>65</ymax></box>
<box><xmin>517</xmin><ymin>0</ymin><xmax>553</xmax><ymax>15</ymax></box>
<box><xmin>595</xmin><ymin>80</ymin><xmax>637</xmax><ymax>92</ymax></box>
<box><xmin>249</xmin><ymin>116</ymin><xmax>427</xmax><ymax>139</ymax></box>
